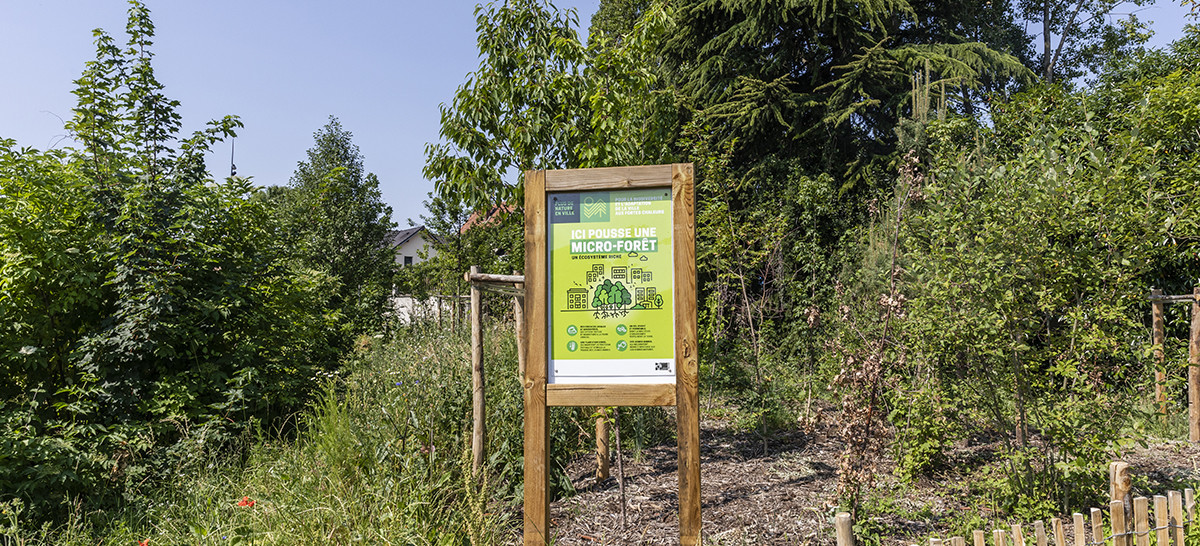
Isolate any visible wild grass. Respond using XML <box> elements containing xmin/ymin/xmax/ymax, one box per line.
<box><xmin>2</xmin><ymin>321</ymin><xmax>603</xmax><ymax>545</ymax></box>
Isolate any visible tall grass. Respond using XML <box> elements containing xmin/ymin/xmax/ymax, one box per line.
<box><xmin>4</xmin><ymin>322</ymin><xmax>633</xmax><ymax>545</ymax></box>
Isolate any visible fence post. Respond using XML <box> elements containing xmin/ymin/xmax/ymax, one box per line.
<box><xmin>1190</xmin><ymin>287</ymin><xmax>1199</xmax><ymax>443</ymax></box>
<box><xmin>1111</xmin><ymin>500</ymin><xmax>1129</xmax><ymax>546</ymax></box>
<box><xmin>469</xmin><ymin>266</ymin><xmax>485</xmax><ymax>477</ymax></box>
<box><xmin>1169</xmin><ymin>490</ymin><xmax>1184</xmax><ymax>546</ymax></box>
<box><xmin>1155</xmin><ymin>496</ymin><xmax>1170</xmax><ymax>546</ymax></box>
<box><xmin>836</xmin><ymin>512</ymin><xmax>854</xmax><ymax>546</ymax></box>
<box><xmin>1134</xmin><ymin>497</ymin><xmax>1149</xmax><ymax>546</ymax></box>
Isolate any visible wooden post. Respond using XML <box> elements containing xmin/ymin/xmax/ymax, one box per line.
<box><xmin>836</xmin><ymin>513</ymin><xmax>854</xmax><ymax>546</ymax></box>
<box><xmin>1190</xmin><ymin>287</ymin><xmax>1200</xmax><ymax>443</ymax></box>
<box><xmin>974</xmin><ymin>529</ymin><xmax>986</xmax><ymax>546</ymax></box>
<box><xmin>1051</xmin><ymin>517</ymin><xmax>1065</xmax><ymax>546</ymax></box>
<box><xmin>1134</xmin><ymin>497</ymin><xmax>1149</xmax><ymax>546</ymax></box>
<box><xmin>1111</xmin><ymin>460</ymin><xmax>1133</xmax><ymax>529</ymax></box>
<box><xmin>674</xmin><ymin>163</ymin><xmax>701</xmax><ymax>545</ymax></box>
<box><xmin>1012</xmin><ymin>524</ymin><xmax>1025</xmax><ymax>546</ymax></box>
<box><xmin>1112</xmin><ymin>500</ymin><xmax>1129</xmax><ymax>546</ymax></box>
<box><xmin>513</xmin><ymin>270</ymin><xmax>526</xmax><ymax>384</ymax></box>
<box><xmin>994</xmin><ymin>528</ymin><xmax>1006</xmax><ymax>546</ymax></box>
<box><xmin>1186</xmin><ymin>488</ymin><xmax>1195</xmax><ymax>522</ymax></box>
<box><xmin>1169</xmin><ymin>490</ymin><xmax>1184</xmax><ymax>546</ymax></box>
<box><xmin>523</xmin><ymin>170</ymin><xmax>550</xmax><ymax>545</ymax></box>
<box><xmin>1153</xmin><ymin>289</ymin><xmax>1167</xmax><ymax>415</ymax></box>
<box><xmin>1155</xmin><ymin>496</ymin><xmax>1170</xmax><ymax>546</ymax></box>
<box><xmin>470</xmin><ymin>266</ymin><xmax>486</xmax><ymax>477</ymax></box>
<box><xmin>1091</xmin><ymin>508</ymin><xmax>1104</xmax><ymax>545</ymax></box>
<box><xmin>1034</xmin><ymin>520</ymin><xmax>1046</xmax><ymax>546</ymax></box>
<box><xmin>1072</xmin><ymin>514</ymin><xmax>1085</xmax><ymax>546</ymax></box>
<box><xmin>596</xmin><ymin>407</ymin><xmax>610</xmax><ymax>480</ymax></box>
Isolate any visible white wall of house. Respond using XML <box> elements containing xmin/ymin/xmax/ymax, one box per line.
<box><xmin>394</xmin><ymin>231</ymin><xmax>438</xmax><ymax>267</ymax></box>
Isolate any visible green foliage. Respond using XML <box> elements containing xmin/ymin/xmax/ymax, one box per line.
<box><xmin>0</xmin><ymin>2</ymin><xmax>340</xmax><ymax>524</ymax></box>
<box><xmin>425</xmin><ymin>0</ymin><xmax>679</xmax><ymax>213</ymax></box>
<box><xmin>396</xmin><ymin>193</ymin><xmax>523</xmax><ymax>301</ymax></box>
<box><xmin>0</xmin><ymin>323</ymin><xmax>673</xmax><ymax>544</ymax></box>
<box><xmin>271</xmin><ymin>116</ymin><xmax>398</xmax><ymax>341</ymax></box>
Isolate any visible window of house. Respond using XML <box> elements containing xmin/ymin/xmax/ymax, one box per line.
<box><xmin>404</xmin><ymin>256</ymin><xmax>413</xmax><ymax>266</ymax></box>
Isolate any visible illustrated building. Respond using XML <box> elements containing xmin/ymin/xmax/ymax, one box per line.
<box><xmin>641</xmin><ymin>271</ymin><xmax>652</xmax><ymax>282</ymax></box>
<box><xmin>587</xmin><ymin>264</ymin><xmax>604</xmax><ymax>283</ymax></box>
<box><xmin>635</xmin><ymin>287</ymin><xmax>646</xmax><ymax>304</ymax></box>
<box><xmin>645</xmin><ymin>287</ymin><xmax>656</xmax><ymax>307</ymax></box>
<box><xmin>567</xmin><ymin>288</ymin><xmax>588</xmax><ymax>310</ymax></box>
<box><xmin>611</xmin><ymin>266</ymin><xmax>627</xmax><ymax>280</ymax></box>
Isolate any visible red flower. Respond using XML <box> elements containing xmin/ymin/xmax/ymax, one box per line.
<box><xmin>237</xmin><ymin>496</ymin><xmax>256</xmax><ymax>508</ymax></box>
<box><xmin>138</xmin><ymin>540</ymin><xmax>149</xmax><ymax>546</ymax></box>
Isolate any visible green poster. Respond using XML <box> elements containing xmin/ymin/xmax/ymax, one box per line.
<box><xmin>547</xmin><ymin>189</ymin><xmax>675</xmax><ymax>383</ymax></box>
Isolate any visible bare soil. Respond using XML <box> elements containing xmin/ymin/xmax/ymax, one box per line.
<box><xmin>513</xmin><ymin>404</ymin><xmax>1200</xmax><ymax>546</ymax></box>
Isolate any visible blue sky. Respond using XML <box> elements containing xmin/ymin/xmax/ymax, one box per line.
<box><xmin>0</xmin><ymin>1</ymin><xmax>1194</xmax><ymax>226</ymax></box>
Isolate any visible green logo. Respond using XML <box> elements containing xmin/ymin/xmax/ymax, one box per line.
<box><xmin>580</xmin><ymin>193</ymin><xmax>610</xmax><ymax>222</ymax></box>
<box><xmin>567</xmin><ymin>341</ymin><xmax>578</xmax><ymax>352</ymax></box>
<box><xmin>616</xmin><ymin>324</ymin><xmax>627</xmax><ymax>335</ymax></box>
<box><xmin>616</xmin><ymin>340</ymin><xmax>628</xmax><ymax>351</ymax></box>
<box><xmin>567</xmin><ymin>325</ymin><xmax>578</xmax><ymax>336</ymax></box>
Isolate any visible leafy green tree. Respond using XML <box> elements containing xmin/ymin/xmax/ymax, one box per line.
<box><xmin>0</xmin><ymin>2</ymin><xmax>338</xmax><ymax>521</ymax></box>
<box><xmin>279</xmin><ymin>117</ymin><xmax>397</xmax><ymax>339</ymax></box>
<box><xmin>426</xmin><ymin>0</ymin><xmax>679</xmax><ymax>214</ymax></box>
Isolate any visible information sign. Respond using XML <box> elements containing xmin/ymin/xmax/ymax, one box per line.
<box><xmin>547</xmin><ymin>189</ymin><xmax>674</xmax><ymax>383</ymax></box>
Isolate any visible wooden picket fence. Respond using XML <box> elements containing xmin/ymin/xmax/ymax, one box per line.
<box><xmin>836</xmin><ymin>488</ymin><xmax>1198</xmax><ymax>546</ymax></box>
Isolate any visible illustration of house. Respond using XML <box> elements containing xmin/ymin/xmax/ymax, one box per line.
<box><xmin>611</xmin><ymin>266</ymin><xmax>627</xmax><ymax>280</ymax></box>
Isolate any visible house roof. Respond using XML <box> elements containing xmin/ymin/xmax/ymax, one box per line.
<box><xmin>460</xmin><ymin>203</ymin><xmax>518</xmax><ymax>234</ymax></box>
<box><xmin>388</xmin><ymin>226</ymin><xmax>441</xmax><ymax>247</ymax></box>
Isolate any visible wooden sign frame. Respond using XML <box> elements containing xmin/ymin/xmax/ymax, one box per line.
<box><xmin>524</xmin><ymin>164</ymin><xmax>699</xmax><ymax>545</ymax></box>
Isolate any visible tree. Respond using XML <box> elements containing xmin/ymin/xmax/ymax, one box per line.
<box><xmin>0</xmin><ymin>2</ymin><xmax>339</xmax><ymax>521</ymax></box>
<box><xmin>425</xmin><ymin>0</ymin><xmax>679</xmax><ymax>214</ymax></box>
<box><xmin>281</xmin><ymin>116</ymin><xmax>397</xmax><ymax>339</ymax></box>
<box><xmin>1017</xmin><ymin>0</ymin><xmax>1152</xmax><ymax>82</ymax></box>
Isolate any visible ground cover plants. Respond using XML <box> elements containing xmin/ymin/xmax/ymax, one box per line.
<box><xmin>5</xmin><ymin>0</ymin><xmax>1200</xmax><ymax>544</ymax></box>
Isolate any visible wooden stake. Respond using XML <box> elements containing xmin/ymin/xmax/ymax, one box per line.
<box><xmin>1091</xmin><ymin>508</ymin><xmax>1104</xmax><ymax>545</ymax></box>
<box><xmin>1134</xmin><ymin>497</ymin><xmax>1149</xmax><ymax>546</ymax></box>
<box><xmin>1191</xmin><ymin>288</ymin><xmax>1200</xmax><ymax>443</ymax></box>
<box><xmin>995</xmin><ymin>528</ymin><xmax>1006</xmax><ymax>546</ymax></box>
<box><xmin>1170</xmin><ymin>490</ymin><xmax>1184</xmax><ymax>546</ymax></box>
<box><xmin>1111</xmin><ymin>461</ymin><xmax>1133</xmax><ymax>505</ymax></box>
<box><xmin>1155</xmin><ymin>496</ymin><xmax>1170</xmax><ymax>546</ymax></box>
<box><xmin>1051</xmin><ymin>517</ymin><xmax>1065</xmax><ymax>546</ymax></box>
<box><xmin>513</xmin><ymin>270</ymin><xmax>526</xmax><ymax>385</ymax></box>
<box><xmin>974</xmin><ymin>529</ymin><xmax>986</xmax><ymax>546</ymax></box>
<box><xmin>1072</xmin><ymin>513</ymin><xmax>1085</xmax><ymax>546</ymax></box>
<box><xmin>1112</xmin><ymin>499</ymin><xmax>1130</xmax><ymax>546</ymax></box>
<box><xmin>931</xmin><ymin>538</ymin><xmax>943</xmax><ymax>546</ymax></box>
<box><xmin>836</xmin><ymin>513</ymin><xmax>854</xmax><ymax>546</ymax></box>
<box><xmin>1153</xmin><ymin>289</ymin><xmax>1167</xmax><ymax>415</ymax></box>
<box><xmin>595</xmin><ymin>407</ymin><xmax>610</xmax><ymax>480</ymax></box>
<box><xmin>1013</xmin><ymin>524</ymin><xmax>1025</xmax><ymax>546</ymax></box>
<box><xmin>470</xmin><ymin>265</ymin><xmax>485</xmax><ymax>477</ymax></box>
<box><xmin>1186</xmin><ymin>488</ymin><xmax>1195</xmax><ymax>522</ymax></box>
<box><xmin>1034</xmin><ymin>520</ymin><xmax>1046</xmax><ymax>546</ymax></box>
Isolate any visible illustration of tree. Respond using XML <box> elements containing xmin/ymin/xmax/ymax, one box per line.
<box><xmin>592</xmin><ymin>279</ymin><xmax>632</xmax><ymax>309</ymax></box>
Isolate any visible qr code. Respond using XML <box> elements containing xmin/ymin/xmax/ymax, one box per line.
<box><xmin>655</xmin><ymin>362</ymin><xmax>670</xmax><ymax>371</ymax></box>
